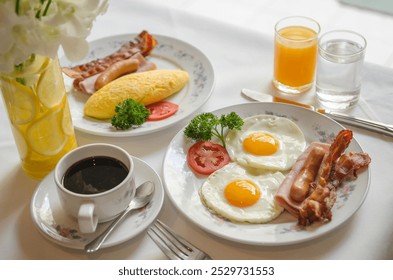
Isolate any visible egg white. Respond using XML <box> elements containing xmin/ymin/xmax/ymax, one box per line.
<box><xmin>200</xmin><ymin>162</ymin><xmax>285</xmax><ymax>223</ymax></box>
<box><xmin>225</xmin><ymin>114</ymin><xmax>306</xmax><ymax>171</ymax></box>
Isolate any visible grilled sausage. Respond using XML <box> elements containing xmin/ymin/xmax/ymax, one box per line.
<box><xmin>94</xmin><ymin>58</ymin><xmax>139</xmax><ymax>90</ymax></box>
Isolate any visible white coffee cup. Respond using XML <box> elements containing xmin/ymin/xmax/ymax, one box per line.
<box><xmin>54</xmin><ymin>143</ymin><xmax>135</xmax><ymax>234</ymax></box>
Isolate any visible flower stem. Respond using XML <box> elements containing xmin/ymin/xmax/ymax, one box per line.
<box><xmin>15</xmin><ymin>0</ymin><xmax>20</xmax><ymax>15</ymax></box>
<box><xmin>43</xmin><ymin>0</ymin><xmax>52</xmax><ymax>16</ymax></box>
<box><xmin>35</xmin><ymin>0</ymin><xmax>53</xmax><ymax>18</ymax></box>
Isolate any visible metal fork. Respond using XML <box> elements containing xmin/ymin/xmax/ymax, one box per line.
<box><xmin>147</xmin><ymin>219</ymin><xmax>212</xmax><ymax>260</ymax></box>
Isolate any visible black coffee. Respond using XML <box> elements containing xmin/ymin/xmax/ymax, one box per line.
<box><xmin>63</xmin><ymin>156</ymin><xmax>129</xmax><ymax>195</ymax></box>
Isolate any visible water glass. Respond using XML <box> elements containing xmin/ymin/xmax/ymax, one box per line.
<box><xmin>316</xmin><ymin>30</ymin><xmax>367</xmax><ymax>110</ymax></box>
<box><xmin>273</xmin><ymin>16</ymin><xmax>320</xmax><ymax>94</ymax></box>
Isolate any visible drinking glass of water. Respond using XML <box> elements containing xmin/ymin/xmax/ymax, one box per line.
<box><xmin>316</xmin><ymin>30</ymin><xmax>367</xmax><ymax>110</ymax></box>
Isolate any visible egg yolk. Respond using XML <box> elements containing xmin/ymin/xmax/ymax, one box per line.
<box><xmin>243</xmin><ymin>132</ymin><xmax>279</xmax><ymax>155</ymax></box>
<box><xmin>224</xmin><ymin>179</ymin><xmax>261</xmax><ymax>207</ymax></box>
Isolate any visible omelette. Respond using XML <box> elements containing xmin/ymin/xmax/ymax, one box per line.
<box><xmin>83</xmin><ymin>69</ymin><xmax>189</xmax><ymax>119</ymax></box>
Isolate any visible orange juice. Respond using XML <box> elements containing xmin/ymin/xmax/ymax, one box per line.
<box><xmin>273</xmin><ymin>19</ymin><xmax>319</xmax><ymax>94</ymax></box>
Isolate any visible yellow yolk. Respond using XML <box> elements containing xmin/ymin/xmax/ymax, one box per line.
<box><xmin>243</xmin><ymin>132</ymin><xmax>279</xmax><ymax>155</ymax></box>
<box><xmin>224</xmin><ymin>179</ymin><xmax>261</xmax><ymax>207</ymax></box>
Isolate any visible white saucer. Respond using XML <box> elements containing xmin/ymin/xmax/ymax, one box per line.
<box><xmin>30</xmin><ymin>157</ymin><xmax>164</xmax><ymax>250</ymax></box>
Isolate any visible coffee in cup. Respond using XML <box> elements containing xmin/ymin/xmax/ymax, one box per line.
<box><xmin>54</xmin><ymin>143</ymin><xmax>135</xmax><ymax>234</ymax></box>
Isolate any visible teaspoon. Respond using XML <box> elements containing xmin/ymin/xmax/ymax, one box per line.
<box><xmin>85</xmin><ymin>181</ymin><xmax>155</xmax><ymax>253</ymax></box>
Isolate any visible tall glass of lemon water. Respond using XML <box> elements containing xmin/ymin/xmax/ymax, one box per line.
<box><xmin>0</xmin><ymin>54</ymin><xmax>77</xmax><ymax>180</ymax></box>
<box><xmin>273</xmin><ymin>16</ymin><xmax>320</xmax><ymax>94</ymax></box>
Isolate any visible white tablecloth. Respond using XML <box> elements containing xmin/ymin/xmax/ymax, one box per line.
<box><xmin>1</xmin><ymin>1</ymin><xmax>392</xmax><ymax>260</ymax></box>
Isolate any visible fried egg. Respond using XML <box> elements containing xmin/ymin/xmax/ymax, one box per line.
<box><xmin>200</xmin><ymin>162</ymin><xmax>285</xmax><ymax>223</ymax></box>
<box><xmin>225</xmin><ymin>114</ymin><xmax>306</xmax><ymax>171</ymax></box>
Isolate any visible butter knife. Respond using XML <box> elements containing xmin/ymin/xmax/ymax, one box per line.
<box><xmin>241</xmin><ymin>88</ymin><xmax>393</xmax><ymax>138</ymax></box>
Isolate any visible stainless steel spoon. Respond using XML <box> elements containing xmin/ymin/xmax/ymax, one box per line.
<box><xmin>85</xmin><ymin>181</ymin><xmax>155</xmax><ymax>253</ymax></box>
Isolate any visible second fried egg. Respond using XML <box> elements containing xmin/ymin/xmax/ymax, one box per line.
<box><xmin>200</xmin><ymin>162</ymin><xmax>285</xmax><ymax>223</ymax></box>
<box><xmin>225</xmin><ymin>114</ymin><xmax>306</xmax><ymax>171</ymax></box>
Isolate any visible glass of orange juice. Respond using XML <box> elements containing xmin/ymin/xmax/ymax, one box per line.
<box><xmin>273</xmin><ymin>16</ymin><xmax>320</xmax><ymax>94</ymax></box>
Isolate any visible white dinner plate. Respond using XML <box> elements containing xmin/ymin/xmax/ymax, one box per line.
<box><xmin>30</xmin><ymin>157</ymin><xmax>164</xmax><ymax>250</ymax></box>
<box><xmin>60</xmin><ymin>33</ymin><xmax>215</xmax><ymax>137</ymax></box>
<box><xmin>162</xmin><ymin>102</ymin><xmax>371</xmax><ymax>245</ymax></box>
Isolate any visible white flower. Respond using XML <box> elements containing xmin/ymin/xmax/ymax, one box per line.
<box><xmin>0</xmin><ymin>0</ymin><xmax>108</xmax><ymax>73</ymax></box>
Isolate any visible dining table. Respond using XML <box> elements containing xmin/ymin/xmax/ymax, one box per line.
<box><xmin>1</xmin><ymin>0</ymin><xmax>393</xmax><ymax>260</ymax></box>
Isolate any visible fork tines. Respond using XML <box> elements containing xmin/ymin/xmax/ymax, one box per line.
<box><xmin>147</xmin><ymin>219</ymin><xmax>211</xmax><ymax>260</ymax></box>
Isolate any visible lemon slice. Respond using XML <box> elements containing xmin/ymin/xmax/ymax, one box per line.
<box><xmin>62</xmin><ymin>100</ymin><xmax>74</xmax><ymax>136</ymax></box>
<box><xmin>27</xmin><ymin>109</ymin><xmax>67</xmax><ymax>156</ymax></box>
<box><xmin>1</xmin><ymin>79</ymin><xmax>37</xmax><ymax>125</ymax></box>
<box><xmin>11</xmin><ymin>55</ymin><xmax>50</xmax><ymax>78</ymax></box>
<box><xmin>36</xmin><ymin>59</ymin><xmax>65</xmax><ymax>109</ymax></box>
<box><xmin>21</xmin><ymin>55</ymin><xmax>50</xmax><ymax>76</ymax></box>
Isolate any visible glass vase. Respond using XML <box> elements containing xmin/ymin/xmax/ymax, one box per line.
<box><xmin>0</xmin><ymin>54</ymin><xmax>78</xmax><ymax>180</ymax></box>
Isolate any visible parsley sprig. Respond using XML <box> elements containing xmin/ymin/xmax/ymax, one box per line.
<box><xmin>184</xmin><ymin>112</ymin><xmax>244</xmax><ymax>147</ymax></box>
<box><xmin>111</xmin><ymin>99</ymin><xmax>150</xmax><ymax>130</ymax></box>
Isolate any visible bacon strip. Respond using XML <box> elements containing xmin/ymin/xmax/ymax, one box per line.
<box><xmin>298</xmin><ymin>130</ymin><xmax>371</xmax><ymax>226</ymax></box>
<box><xmin>315</xmin><ymin>130</ymin><xmax>353</xmax><ymax>188</ymax></box>
<box><xmin>331</xmin><ymin>152</ymin><xmax>371</xmax><ymax>188</ymax></box>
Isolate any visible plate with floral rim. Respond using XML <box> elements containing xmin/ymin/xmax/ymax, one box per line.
<box><xmin>162</xmin><ymin>102</ymin><xmax>371</xmax><ymax>245</ymax></box>
<box><xmin>60</xmin><ymin>33</ymin><xmax>214</xmax><ymax>137</ymax></box>
<box><xmin>30</xmin><ymin>156</ymin><xmax>164</xmax><ymax>250</ymax></box>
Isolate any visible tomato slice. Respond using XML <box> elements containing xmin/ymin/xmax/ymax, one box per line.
<box><xmin>187</xmin><ymin>141</ymin><xmax>230</xmax><ymax>175</ymax></box>
<box><xmin>146</xmin><ymin>101</ymin><xmax>178</xmax><ymax>121</ymax></box>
